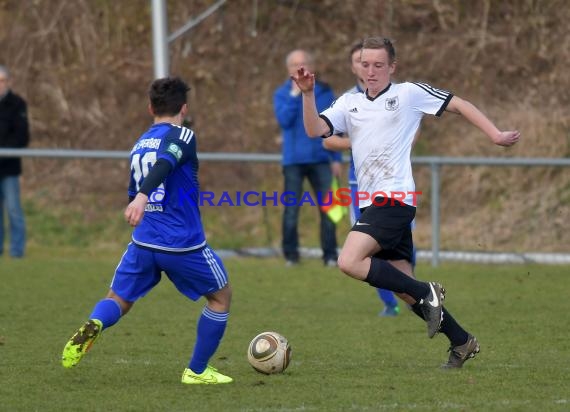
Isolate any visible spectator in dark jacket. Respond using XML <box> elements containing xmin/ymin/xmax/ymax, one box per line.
<box><xmin>0</xmin><ymin>65</ymin><xmax>29</xmax><ymax>258</ymax></box>
<box><xmin>273</xmin><ymin>50</ymin><xmax>341</xmax><ymax>267</ymax></box>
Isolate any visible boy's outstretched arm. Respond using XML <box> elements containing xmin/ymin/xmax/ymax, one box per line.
<box><xmin>446</xmin><ymin>96</ymin><xmax>521</xmax><ymax>147</ymax></box>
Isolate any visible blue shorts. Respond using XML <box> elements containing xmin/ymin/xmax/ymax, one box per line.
<box><xmin>110</xmin><ymin>243</ymin><xmax>229</xmax><ymax>302</ymax></box>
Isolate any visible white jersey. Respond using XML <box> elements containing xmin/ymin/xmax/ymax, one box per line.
<box><xmin>321</xmin><ymin>81</ymin><xmax>452</xmax><ymax>207</ymax></box>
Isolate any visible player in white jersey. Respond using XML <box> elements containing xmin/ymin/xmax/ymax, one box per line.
<box><xmin>293</xmin><ymin>36</ymin><xmax>520</xmax><ymax>368</ymax></box>
<box><xmin>323</xmin><ymin>41</ymin><xmax>403</xmax><ymax>317</ymax></box>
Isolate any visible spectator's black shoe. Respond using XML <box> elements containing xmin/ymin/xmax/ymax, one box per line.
<box><xmin>324</xmin><ymin>259</ymin><xmax>338</xmax><ymax>267</ymax></box>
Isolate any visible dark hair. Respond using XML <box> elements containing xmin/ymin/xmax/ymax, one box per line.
<box><xmin>362</xmin><ymin>37</ymin><xmax>396</xmax><ymax>63</ymax></box>
<box><xmin>148</xmin><ymin>77</ymin><xmax>190</xmax><ymax>116</ymax></box>
<box><xmin>349</xmin><ymin>40</ymin><xmax>363</xmax><ymax>62</ymax></box>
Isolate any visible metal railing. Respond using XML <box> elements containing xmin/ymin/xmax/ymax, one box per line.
<box><xmin>411</xmin><ymin>156</ymin><xmax>570</xmax><ymax>265</ymax></box>
<box><xmin>2</xmin><ymin>148</ymin><xmax>569</xmax><ymax>266</ymax></box>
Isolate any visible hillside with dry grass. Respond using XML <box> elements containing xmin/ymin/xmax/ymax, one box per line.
<box><xmin>1</xmin><ymin>0</ymin><xmax>568</xmax><ymax>252</ymax></box>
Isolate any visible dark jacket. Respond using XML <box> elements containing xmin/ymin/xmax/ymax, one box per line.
<box><xmin>0</xmin><ymin>90</ymin><xmax>29</xmax><ymax>177</ymax></box>
<box><xmin>273</xmin><ymin>79</ymin><xmax>342</xmax><ymax>166</ymax></box>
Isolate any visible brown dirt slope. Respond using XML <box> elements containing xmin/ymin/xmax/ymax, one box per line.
<box><xmin>1</xmin><ymin>0</ymin><xmax>568</xmax><ymax>252</ymax></box>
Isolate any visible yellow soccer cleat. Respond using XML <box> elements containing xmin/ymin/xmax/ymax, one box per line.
<box><xmin>62</xmin><ymin>319</ymin><xmax>103</xmax><ymax>368</ymax></box>
<box><xmin>181</xmin><ymin>365</ymin><xmax>233</xmax><ymax>384</ymax></box>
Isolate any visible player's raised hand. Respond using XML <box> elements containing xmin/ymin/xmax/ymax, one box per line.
<box><xmin>124</xmin><ymin>193</ymin><xmax>148</xmax><ymax>227</ymax></box>
<box><xmin>291</xmin><ymin>67</ymin><xmax>315</xmax><ymax>94</ymax></box>
<box><xmin>493</xmin><ymin>130</ymin><xmax>521</xmax><ymax>147</ymax></box>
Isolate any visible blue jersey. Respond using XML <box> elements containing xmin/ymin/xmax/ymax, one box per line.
<box><xmin>128</xmin><ymin>122</ymin><xmax>206</xmax><ymax>252</ymax></box>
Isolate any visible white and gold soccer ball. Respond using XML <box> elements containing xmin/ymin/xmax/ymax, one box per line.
<box><xmin>247</xmin><ymin>331</ymin><xmax>292</xmax><ymax>375</ymax></box>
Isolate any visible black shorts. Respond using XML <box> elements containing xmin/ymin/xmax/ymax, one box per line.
<box><xmin>352</xmin><ymin>197</ymin><xmax>416</xmax><ymax>263</ymax></box>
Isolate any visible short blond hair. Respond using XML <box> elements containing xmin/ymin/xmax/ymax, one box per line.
<box><xmin>362</xmin><ymin>37</ymin><xmax>396</xmax><ymax>63</ymax></box>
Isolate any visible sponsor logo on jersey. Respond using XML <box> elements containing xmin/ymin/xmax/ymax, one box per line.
<box><xmin>145</xmin><ymin>203</ymin><xmax>163</xmax><ymax>212</ymax></box>
<box><xmin>385</xmin><ymin>96</ymin><xmax>399</xmax><ymax>111</ymax></box>
<box><xmin>149</xmin><ymin>187</ymin><xmax>166</xmax><ymax>203</ymax></box>
<box><xmin>349</xmin><ymin>107</ymin><xmax>358</xmax><ymax>113</ymax></box>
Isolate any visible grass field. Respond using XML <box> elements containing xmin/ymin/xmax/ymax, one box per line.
<box><xmin>1</xmin><ymin>249</ymin><xmax>569</xmax><ymax>411</ymax></box>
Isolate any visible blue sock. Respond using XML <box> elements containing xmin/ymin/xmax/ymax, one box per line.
<box><xmin>377</xmin><ymin>288</ymin><xmax>398</xmax><ymax>307</ymax></box>
<box><xmin>89</xmin><ymin>298</ymin><xmax>122</xmax><ymax>330</ymax></box>
<box><xmin>189</xmin><ymin>306</ymin><xmax>229</xmax><ymax>374</ymax></box>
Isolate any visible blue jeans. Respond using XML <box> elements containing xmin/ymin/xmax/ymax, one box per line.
<box><xmin>0</xmin><ymin>176</ymin><xmax>26</xmax><ymax>257</ymax></box>
<box><xmin>282</xmin><ymin>163</ymin><xmax>337</xmax><ymax>263</ymax></box>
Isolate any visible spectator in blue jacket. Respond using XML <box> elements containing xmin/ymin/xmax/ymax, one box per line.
<box><xmin>273</xmin><ymin>49</ymin><xmax>341</xmax><ymax>267</ymax></box>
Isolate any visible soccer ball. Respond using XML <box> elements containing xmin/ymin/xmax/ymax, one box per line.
<box><xmin>247</xmin><ymin>331</ymin><xmax>292</xmax><ymax>375</ymax></box>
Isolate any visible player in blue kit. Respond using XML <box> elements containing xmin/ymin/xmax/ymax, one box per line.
<box><xmin>61</xmin><ymin>77</ymin><xmax>233</xmax><ymax>384</ymax></box>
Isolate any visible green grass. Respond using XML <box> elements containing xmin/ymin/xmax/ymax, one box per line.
<box><xmin>22</xmin><ymin>197</ymin><xmax>351</xmax><ymax>251</ymax></box>
<box><xmin>1</xmin><ymin>250</ymin><xmax>569</xmax><ymax>411</ymax></box>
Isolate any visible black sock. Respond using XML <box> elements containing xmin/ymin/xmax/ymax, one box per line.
<box><xmin>410</xmin><ymin>302</ymin><xmax>426</xmax><ymax>320</ymax></box>
<box><xmin>365</xmin><ymin>258</ymin><xmax>429</xmax><ymax>301</ymax></box>
<box><xmin>411</xmin><ymin>303</ymin><xmax>469</xmax><ymax>346</ymax></box>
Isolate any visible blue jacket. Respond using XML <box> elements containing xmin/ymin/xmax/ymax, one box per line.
<box><xmin>273</xmin><ymin>79</ymin><xmax>342</xmax><ymax>166</ymax></box>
